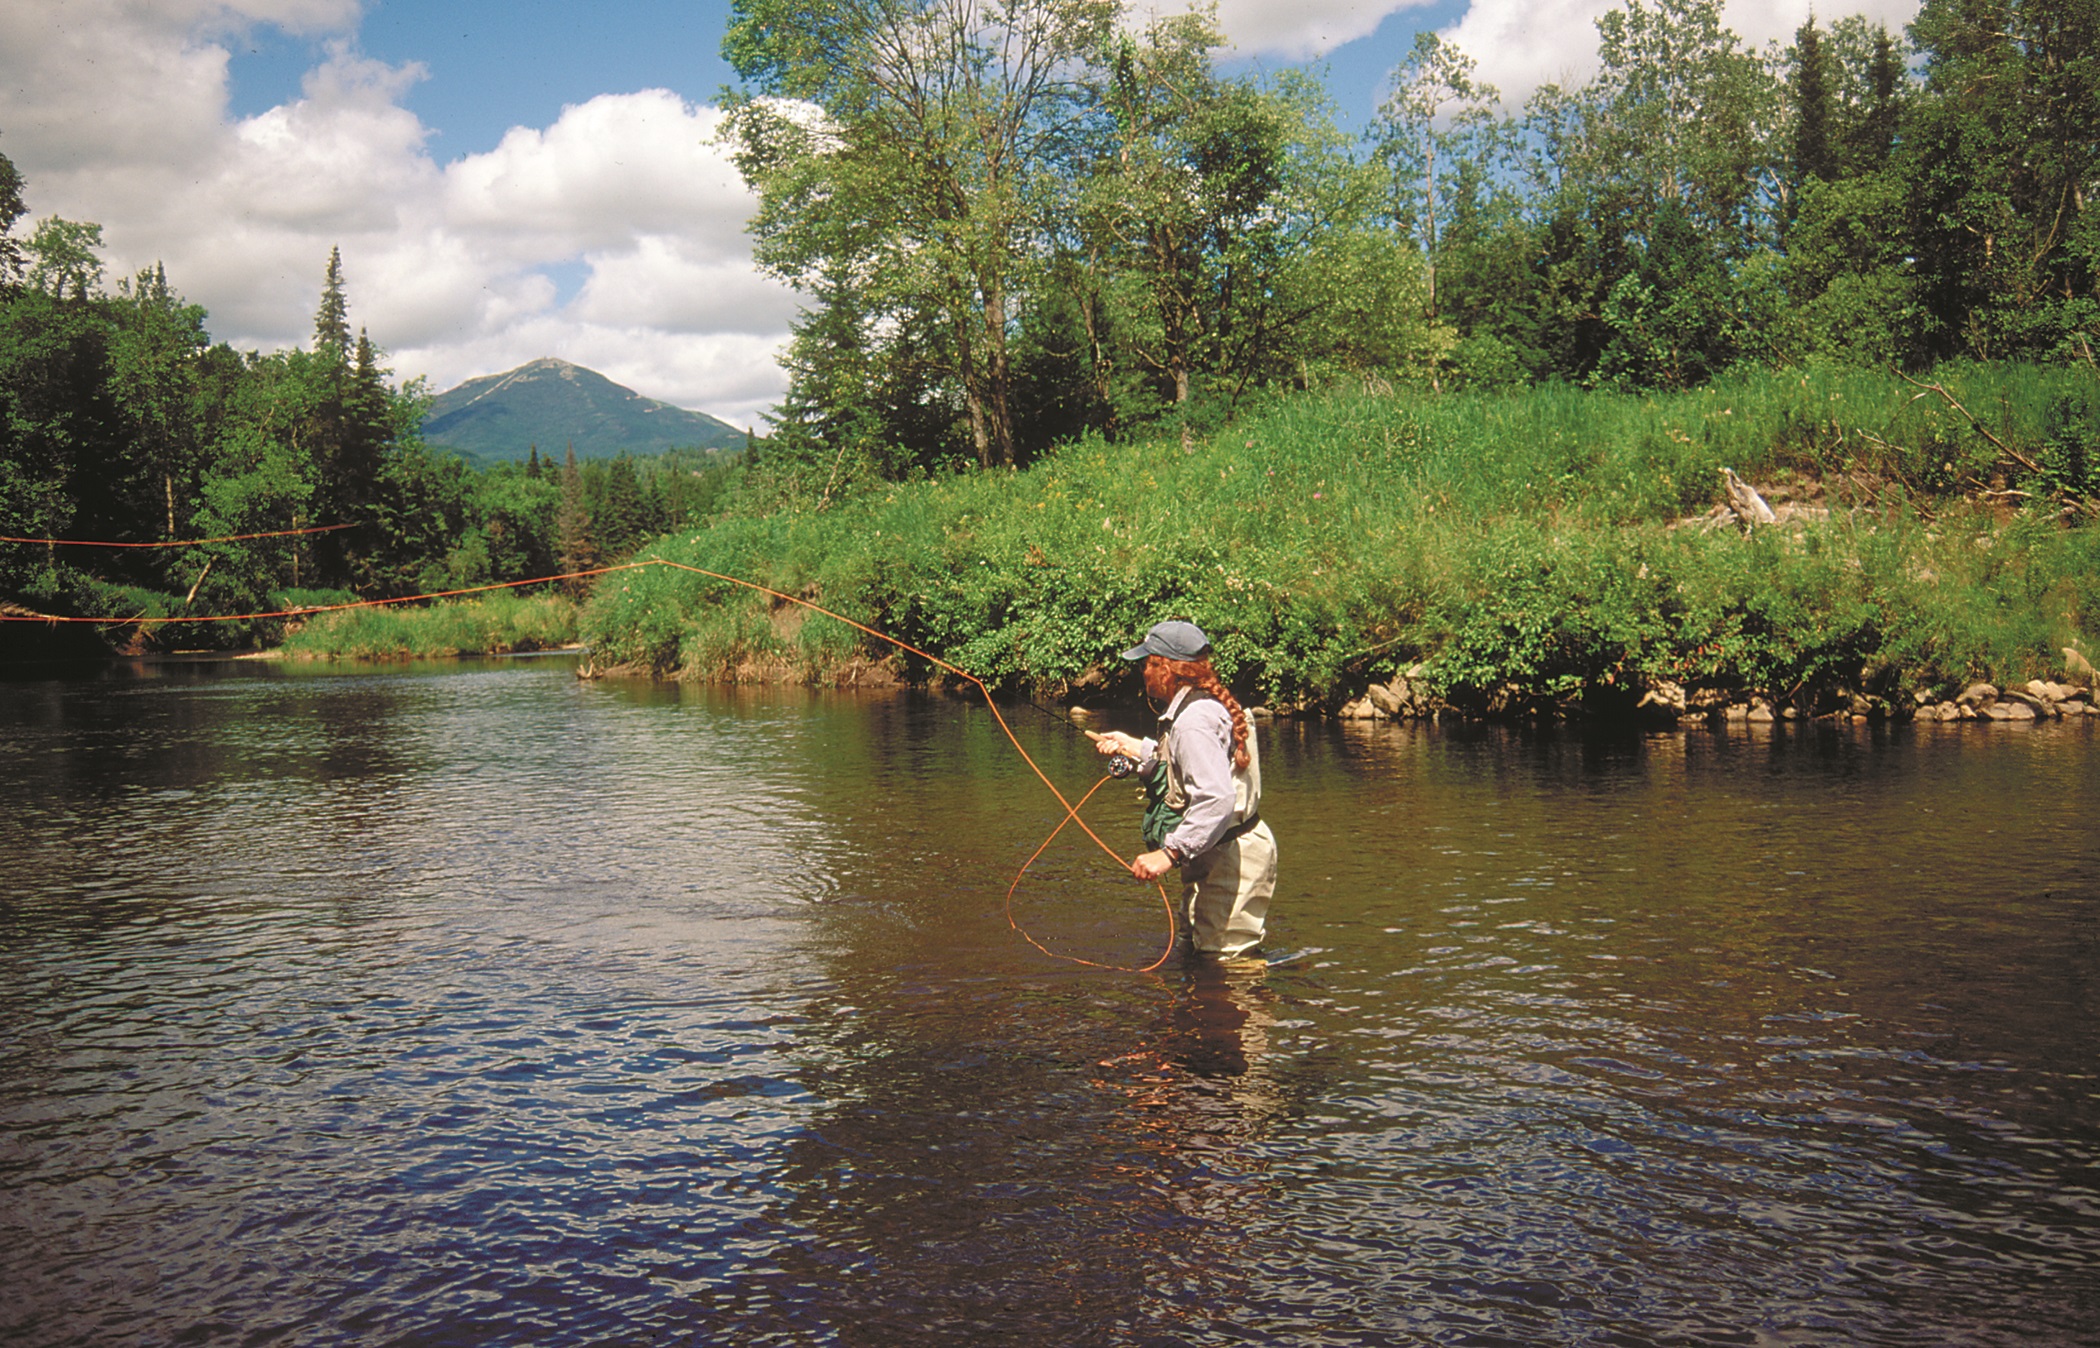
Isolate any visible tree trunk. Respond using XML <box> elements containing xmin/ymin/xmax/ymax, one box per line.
<box><xmin>982</xmin><ymin>282</ymin><xmax>1017</xmax><ymax>468</ymax></box>
<box><xmin>957</xmin><ymin>316</ymin><xmax>990</xmax><ymax>469</ymax></box>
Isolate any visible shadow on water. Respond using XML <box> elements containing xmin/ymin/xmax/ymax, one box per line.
<box><xmin>1</xmin><ymin>664</ymin><xmax>2096</xmax><ymax>1346</ymax></box>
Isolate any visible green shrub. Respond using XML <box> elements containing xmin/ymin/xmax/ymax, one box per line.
<box><xmin>281</xmin><ymin>592</ymin><xmax>577</xmax><ymax>659</ymax></box>
<box><xmin>580</xmin><ymin>365</ymin><xmax>2100</xmax><ymax>712</ymax></box>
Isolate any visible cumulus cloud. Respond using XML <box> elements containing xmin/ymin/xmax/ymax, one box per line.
<box><xmin>0</xmin><ymin>0</ymin><xmax>793</xmax><ymax>425</ymax></box>
<box><xmin>1437</xmin><ymin>0</ymin><xmax>1923</xmax><ymax>106</ymax></box>
<box><xmin>1183</xmin><ymin>0</ymin><xmax>1922</xmax><ymax>106</ymax></box>
<box><xmin>1204</xmin><ymin>0</ymin><xmax>1441</xmax><ymax>57</ymax></box>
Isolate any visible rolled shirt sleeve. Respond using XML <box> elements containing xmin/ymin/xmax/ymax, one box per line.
<box><xmin>1162</xmin><ymin>699</ymin><xmax>1236</xmax><ymax>860</ymax></box>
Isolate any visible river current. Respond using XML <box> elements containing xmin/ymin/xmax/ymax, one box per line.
<box><xmin>2</xmin><ymin>657</ymin><xmax>2095</xmax><ymax>1345</ymax></box>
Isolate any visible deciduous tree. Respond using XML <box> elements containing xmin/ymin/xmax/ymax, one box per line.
<box><xmin>724</xmin><ymin>0</ymin><xmax>1111</xmax><ymax>468</ymax></box>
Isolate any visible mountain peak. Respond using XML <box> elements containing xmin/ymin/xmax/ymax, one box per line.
<box><xmin>422</xmin><ymin>359</ymin><xmax>744</xmax><ymax>462</ymax></box>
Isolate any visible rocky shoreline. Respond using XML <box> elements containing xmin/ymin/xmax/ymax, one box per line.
<box><xmin>590</xmin><ymin>634</ymin><xmax>2100</xmax><ymax>734</ymax></box>
<box><xmin>1334</xmin><ymin>650</ymin><xmax>2098</xmax><ymax>730</ymax></box>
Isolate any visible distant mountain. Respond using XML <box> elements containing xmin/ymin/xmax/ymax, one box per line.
<box><xmin>421</xmin><ymin>358</ymin><xmax>747</xmax><ymax>461</ymax></box>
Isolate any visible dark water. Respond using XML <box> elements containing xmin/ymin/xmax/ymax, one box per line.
<box><xmin>2</xmin><ymin>658</ymin><xmax>2096</xmax><ymax>1346</ymax></box>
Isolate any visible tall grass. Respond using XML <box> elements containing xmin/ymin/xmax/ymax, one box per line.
<box><xmin>282</xmin><ymin>592</ymin><xmax>578</xmax><ymax>660</ymax></box>
<box><xmin>584</xmin><ymin>364</ymin><xmax>2100</xmax><ymax>713</ymax></box>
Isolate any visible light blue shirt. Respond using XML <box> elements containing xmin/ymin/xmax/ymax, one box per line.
<box><xmin>1135</xmin><ymin>689</ymin><xmax>1239</xmax><ymax>860</ymax></box>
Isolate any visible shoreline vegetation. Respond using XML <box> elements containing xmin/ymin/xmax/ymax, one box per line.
<box><xmin>283</xmin><ymin>364</ymin><xmax>2100</xmax><ymax>730</ymax></box>
<box><xmin>10</xmin><ymin>0</ymin><xmax>2097</xmax><ymax>734</ymax></box>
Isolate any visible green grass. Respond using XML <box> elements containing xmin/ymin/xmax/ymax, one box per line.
<box><xmin>281</xmin><ymin>592</ymin><xmax>579</xmax><ymax>660</ymax></box>
<box><xmin>582</xmin><ymin>363</ymin><xmax>2100</xmax><ymax>715</ymax></box>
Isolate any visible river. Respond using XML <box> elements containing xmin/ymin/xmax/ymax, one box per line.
<box><xmin>2</xmin><ymin>657</ymin><xmax>2095</xmax><ymax>1345</ymax></box>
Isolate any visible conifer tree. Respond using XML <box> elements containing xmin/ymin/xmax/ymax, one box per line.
<box><xmin>0</xmin><ymin>149</ymin><xmax>25</xmax><ymax>286</ymax></box>
<box><xmin>1852</xmin><ymin>27</ymin><xmax>1902</xmax><ymax>172</ymax></box>
<box><xmin>556</xmin><ymin>443</ymin><xmax>595</xmax><ymax>592</ymax></box>
<box><xmin>597</xmin><ymin>453</ymin><xmax>646</xmax><ymax>558</ymax></box>
<box><xmin>313</xmin><ymin>246</ymin><xmax>350</xmax><ymax>364</ymax></box>
<box><xmin>1792</xmin><ymin>19</ymin><xmax>1837</xmax><ymax>189</ymax></box>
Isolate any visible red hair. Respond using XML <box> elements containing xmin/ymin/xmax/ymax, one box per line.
<box><xmin>1155</xmin><ymin>656</ymin><xmax>1251</xmax><ymax>770</ymax></box>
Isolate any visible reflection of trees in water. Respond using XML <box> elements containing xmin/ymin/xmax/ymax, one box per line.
<box><xmin>693</xmin><ymin>960</ymin><xmax>1302</xmax><ymax>1345</ymax></box>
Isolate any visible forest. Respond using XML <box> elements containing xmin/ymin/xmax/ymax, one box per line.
<box><xmin>0</xmin><ymin>224</ymin><xmax>735</xmax><ymax>646</ymax></box>
<box><xmin>2</xmin><ymin>0</ymin><xmax>2096</xmax><ymax>706</ymax></box>
<box><xmin>723</xmin><ymin>0</ymin><xmax>2096</xmax><ymax>475</ymax></box>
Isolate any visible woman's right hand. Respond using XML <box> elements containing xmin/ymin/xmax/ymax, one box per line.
<box><xmin>1087</xmin><ymin>730</ymin><xmax>1144</xmax><ymax>758</ymax></box>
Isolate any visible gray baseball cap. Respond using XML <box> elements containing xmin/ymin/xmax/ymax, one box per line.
<box><xmin>1121</xmin><ymin>620</ymin><xmax>1212</xmax><ymax>662</ymax></box>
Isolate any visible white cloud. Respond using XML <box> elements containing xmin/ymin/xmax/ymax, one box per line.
<box><xmin>1433</xmin><ymin>0</ymin><xmax>1922</xmax><ymax>107</ymax></box>
<box><xmin>1180</xmin><ymin>0</ymin><xmax>1922</xmax><ymax>106</ymax></box>
<box><xmin>1206</xmin><ymin>0</ymin><xmax>1441</xmax><ymax>57</ymax></box>
<box><xmin>573</xmin><ymin>234</ymin><xmax>801</xmax><ymax>335</ymax></box>
<box><xmin>444</xmin><ymin>92</ymin><xmax>755</xmax><ymax>259</ymax></box>
<box><xmin>0</xmin><ymin>0</ymin><xmax>793</xmax><ymax>426</ymax></box>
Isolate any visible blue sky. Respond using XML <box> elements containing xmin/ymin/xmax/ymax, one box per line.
<box><xmin>2</xmin><ymin>0</ymin><xmax>1915</xmax><ymax>425</ymax></box>
<box><xmin>221</xmin><ymin>0</ymin><xmax>1477</xmax><ymax>159</ymax></box>
<box><xmin>226</xmin><ymin>1</ymin><xmax>748</xmax><ymax>162</ymax></box>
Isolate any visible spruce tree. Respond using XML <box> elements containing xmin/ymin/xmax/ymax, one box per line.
<box><xmin>0</xmin><ymin>149</ymin><xmax>23</xmax><ymax>285</ymax></box>
<box><xmin>313</xmin><ymin>246</ymin><xmax>350</xmax><ymax>364</ymax></box>
<box><xmin>556</xmin><ymin>443</ymin><xmax>596</xmax><ymax>592</ymax></box>
<box><xmin>598</xmin><ymin>453</ymin><xmax>646</xmax><ymax>558</ymax></box>
<box><xmin>1854</xmin><ymin>27</ymin><xmax>1901</xmax><ymax>171</ymax></box>
<box><xmin>1792</xmin><ymin>19</ymin><xmax>1837</xmax><ymax>189</ymax></box>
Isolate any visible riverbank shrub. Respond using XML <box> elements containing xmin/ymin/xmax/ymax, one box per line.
<box><xmin>583</xmin><ymin>364</ymin><xmax>2100</xmax><ymax>714</ymax></box>
<box><xmin>281</xmin><ymin>592</ymin><xmax>577</xmax><ymax>659</ymax></box>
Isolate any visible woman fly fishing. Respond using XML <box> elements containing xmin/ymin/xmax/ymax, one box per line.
<box><xmin>1089</xmin><ymin>620</ymin><xmax>1279</xmax><ymax>960</ymax></box>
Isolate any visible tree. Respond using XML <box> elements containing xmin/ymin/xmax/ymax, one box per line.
<box><xmin>0</xmin><ymin>150</ymin><xmax>25</xmax><ymax>287</ymax></box>
<box><xmin>556</xmin><ymin>443</ymin><xmax>595</xmax><ymax>590</ymax></box>
<box><xmin>1074</xmin><ymin>18</ymin><xmax>1381</xmax><ymax>422</ymax></box>
<box><xmin>1902</xmin><ymin>0</ymin><xmax>2100</xmax><ymax>363</ymax></box>
<box><xmin>25</xmin><ymin>217</ymin><xmax>105</xmax><ymax>303</ymax></box>
<box><xmin>762</xmin><ymin>257</ymin><xmax>918</xmax><ymax>478</ymax></box>
<box><xmin>1791</xmin><ymin>18</ymin><xmax>1838</xmax><ymax>198</ymax></box>
<box><xmin>724</xmin><ymin>0</ymin><xmax>1113</xmax><ymax>468</ymax></box>
<box><xmin>0</xmin><ymin>286</ymin><xmax>119</xmax><ymax>596</ymax></box>
<box><xmin>1587</xmin><ymin>0</ymin><xmax>1777</xmax><ymax>254</ymax></box>
<box><xmin>1831</xmin><ymin>20</ymin><xmax>1906</xmax><ymax>174</ymax></box>
<box><xmin>1784</xmin><ymin>171</ymin><xmax>1918</xmax><ymax>363</ymax></box>
<box><xmin>595</xmin><ymin>453</ymin><xmax>649</xmax><ymax>557</ymax></box>
<box><xmin>1080</xmin><ymin>10</ymin><xmax>1231</xmax><ymax>417</ymax></box>
<box><xmin>293</xmin><ymin>253</ymin><xmax>400</xmax><ymax>586</ymax></box>
<box><xmin>192</xmin><ymin>350</ymin><xmax>322</xmax><ymax>601</ymax></box>
<box><xmin>107</xmin><ymin>264</ymin><xmax>213</xmax><ymax>547</ymax></box>
<box><xmin>313</xmin><ymin>245</ymin><xmax>350</xmax><ymax>361</ymax></box>
<box><xmin>1370</xmin><ymin>31</ymin><xmax>1508</xmax><ymax>320</ymax></box>
<box><xmin>469</xmin><ymin>461</ymin><xmax>560</xmax><ymax>582</ymax></box>
<box><xmin>1511</xmin><ymin>0</ymin><xmax>1780</xmax><ymax>384</ymax></box>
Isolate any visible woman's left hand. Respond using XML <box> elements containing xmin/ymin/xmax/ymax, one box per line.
<box><xmin>1131</xmin><ymin>849</ymin><xmax>1175</xmax><ymax>881</ymax></box>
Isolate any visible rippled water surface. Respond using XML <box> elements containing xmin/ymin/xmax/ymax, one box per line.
<box><xmin>2</xmin><ymin>658</ymin><xmax>2096</xmax><ymax>1345</ymax></box>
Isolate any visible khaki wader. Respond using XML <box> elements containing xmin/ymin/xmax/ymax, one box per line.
<box><xmin>1147</xmin><ymin>694</ymin><xmax>1278</xmax><ymax>958</ymax></box>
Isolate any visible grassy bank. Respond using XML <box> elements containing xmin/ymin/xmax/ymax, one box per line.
<box><xmin>280</xmin><ymin>592</ymin><xmax>579</xmax><ymax>660</ymax></box>
<box><xmin>582</xmin><ymin>363</ymin><xmax>2100</xmax><ymax>718</ymax></box>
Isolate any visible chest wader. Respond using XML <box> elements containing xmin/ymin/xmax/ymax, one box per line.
<box><xmin>1141</xmin><ymin>691</ymin><xmax>1274</xmax><ymax>956</ymax></box>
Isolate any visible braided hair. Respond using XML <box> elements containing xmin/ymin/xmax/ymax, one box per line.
<box><xmin>1157</xmin><ymin>656</ymin><xmax>1251</xmax><ymax>770</ymax></box>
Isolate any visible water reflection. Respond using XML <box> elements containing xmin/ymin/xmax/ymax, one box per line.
<box><xmin>1</xmin><ymin>663</ymin><xmax>2096</xmax><ymax>1346</ymax></box>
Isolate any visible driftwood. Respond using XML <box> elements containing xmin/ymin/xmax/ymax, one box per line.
<box><xmin>1892</xmin><ymin>367</ymin><xmax>2044</xmax><ymax>476</ymax></box>
<box><xmin>1719</xmin><ymin>467</ymin><xmax>1777</xmax><ymax>528</ymax></box>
